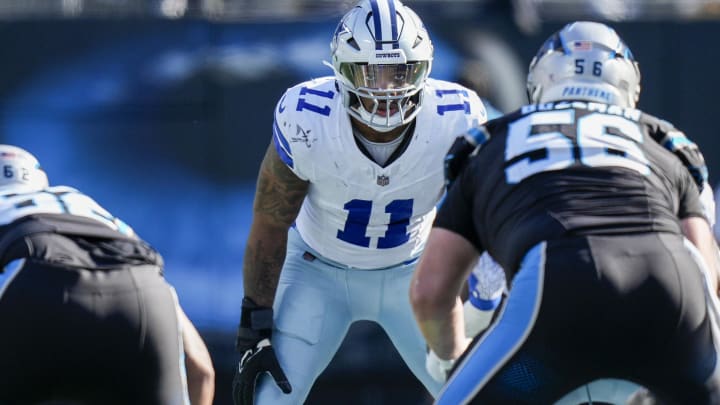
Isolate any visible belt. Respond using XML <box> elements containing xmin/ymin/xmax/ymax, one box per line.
<box><xmin>301</xmin><ymin>250</ymin><xmax>419</xmax><ymax>271</ymax></box>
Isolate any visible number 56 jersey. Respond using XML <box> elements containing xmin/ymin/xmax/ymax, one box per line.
<box><xmin>272</xmin><ymin>76</ymin><xmax>486</xmax><ymax>269</ymax></box>
<box><xmin>437</xmin><ymin>101</ymin><xmax>707</xmax><ymax>274</ymax></box>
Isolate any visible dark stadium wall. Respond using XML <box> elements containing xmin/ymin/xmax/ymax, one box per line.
<box><xmin>1</xmin><ymin>19</ymin><xmax>716</xmax><ymax>185</ymax></box>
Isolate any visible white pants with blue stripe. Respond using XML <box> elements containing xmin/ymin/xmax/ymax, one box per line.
<box><xmin>254</xmin><ymin>227</ymin><xmax>442</xmax><ymax>404</ymax></box>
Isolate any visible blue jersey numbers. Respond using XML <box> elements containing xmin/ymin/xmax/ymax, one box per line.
<box><xmin>436</xmin><ymin>89</ymin><xmax>471</xmax><ymax>116</ymax></box>
<box><xmin>337</xmin><ymin>198</ymin><xmax>414</xmax><ymax>249</ymax></box>
<box><xmin>296</xmin><ymin>86</ymin><xmax>334</xmax><ymax>116</ymax></box>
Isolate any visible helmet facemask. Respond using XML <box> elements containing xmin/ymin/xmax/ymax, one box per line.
<box><xmin>337</xmin><ymin>61</ymin><xmax>430</xmax><ymax>132</ymax></box>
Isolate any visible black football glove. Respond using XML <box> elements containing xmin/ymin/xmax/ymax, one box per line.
<box><xmin>444</xmin><ymin>126</ymin><xmax>490</xmax><ymax>189</ymax></box>
<box><xmin>232</xmin><ymin>297</ymin><xmax>291</xmax><ymax>405</ymax></box>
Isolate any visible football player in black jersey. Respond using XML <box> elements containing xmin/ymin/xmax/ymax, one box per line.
<box><xmin>0</xmin><ymin>145</ymin><xmax>215</xmax><ymax>405</ymax></box>
<box><xmin>411</xmin><ymin>21</ymin><xmax>720</xmax><ymax>404</ymax></box>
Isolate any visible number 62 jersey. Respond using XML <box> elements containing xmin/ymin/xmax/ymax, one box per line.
<box><xmin>272</xmin><ymin>76</ymin><xmax>486</xmax><ymax>269</ymax></box>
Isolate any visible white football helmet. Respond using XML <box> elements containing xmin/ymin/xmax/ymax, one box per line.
<box><xmin>0</xmin><ymin>145</ymin><xmax>48</xmax><ymax>193</ymax></box>
<box><xmin>329</xmin><ymin>0</ymin><xmax>433</xmax><ymax>132</ymax></box>
<box><xmin>527</xmin><ymin>21</ymin><xmax>641</xmax><ymax>108</ymax></box>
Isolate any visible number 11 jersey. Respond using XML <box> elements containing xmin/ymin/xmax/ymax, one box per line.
<box><xmin>272</xmin><ymin>76</ymin><xmax>486</xmax><ymax>269</ymax></box>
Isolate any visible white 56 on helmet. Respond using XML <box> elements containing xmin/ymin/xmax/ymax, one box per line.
<box><xmin>527</xmin><ymin>21</ymin><xmax>640</xmax><ymax>108</ymax></box>
<box><xmin>0</xmin><ymin>145</ymin><xmax>48</xmax><ymax>193</ymax></box>
<box><xmin>329</xmin><ymin>0</ymin><xmax>433</xmax><ymax>132</ymax></box>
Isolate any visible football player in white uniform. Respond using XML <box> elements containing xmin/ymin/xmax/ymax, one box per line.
<box><xmin>231</xmin><ymin>1</ymin><xmax>487</xmax><ymax>404</ymax></box>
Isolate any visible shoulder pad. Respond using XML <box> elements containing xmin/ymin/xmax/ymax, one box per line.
<box><xmin>275</xmin><ymin>77</ymin><xmax>339</xmax><ymax>120</ymax></box>
<box><xmin>424</xmin><ymin>78</ymin><xmax>488</xmax><ymax>124</ymax></box>
<box><xmin>639</xmin><ymin>113</ymin><xmax>708</xmax><ymax>189</ymax></box>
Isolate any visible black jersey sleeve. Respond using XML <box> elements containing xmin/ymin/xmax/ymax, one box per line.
<box><xmin>434</xmin><ymin>164</ymin><xmax>483</xmax><ymax>251</ymax></box>
<box><xmin>643</xmin><ymin>113</ymin><xmax>709</xmax><ymax>190</ymax></box>
<box><xmin>674</xmin><ymin>160</ymin><xmax>707</xmax><ymax>220</ymax></box>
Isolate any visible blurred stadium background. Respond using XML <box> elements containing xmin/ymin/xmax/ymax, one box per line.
<box><xmin>1</xmin><ymin>0</ymin><xmax>720</xmax><ymax>404</ymax></box>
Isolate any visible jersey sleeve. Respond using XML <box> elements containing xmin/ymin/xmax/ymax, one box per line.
<box><xmin>644</xmin><ymin>114</ymin><xmax>709</xmax><ymax>190</ymax></box>
<box><xmin>434</xmin><ymin>163</ymin><xmax>483</xmax><ymax>251</ymax></box>
<box><xmin>674</xmin><ymin>161</ymin><xmax>707</xmax><ymax>220</ymax></box>
<box><xmin>270</xmin><ymin>78</ymin><xmax>343</xmax><ymax>183</ymax></box>
<box><xmin>272</xmin><ymin>89</ymin><xmax>311</xmax><ymax>181</ymax></box>
<box><xmin>425</xmin><ymin>78</ymin><xmax>489</xmax><ymax>131</ymax></box>
<box><xmin>467</xmin><ymin>87</ymin><xmax>489</xmax><ymax>127</ymax></box>
<box><xmin>449</xmin><ymin>82</ymin><xmax>488</xmax><ymax>128</ymax></box>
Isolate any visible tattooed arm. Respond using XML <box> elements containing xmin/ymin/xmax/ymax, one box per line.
<box><xmin>243</xmin><ymin>142</ymin><xmax>309</xmax><ymax>307</ymax></box>
<box><xmin>232</xmin><ymin>142</ymin><xmax>306</xmax><ymax>403</ymax></box>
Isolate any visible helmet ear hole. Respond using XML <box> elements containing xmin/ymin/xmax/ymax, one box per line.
<box><xmin>346</xmin><ymin>37</ymin><xmax>361</xmax><ymax>51</ymax></box>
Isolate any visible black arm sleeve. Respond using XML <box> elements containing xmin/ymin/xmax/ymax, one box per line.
<box><xmin>434</xmin><ymin>163</ymin><xmax>484</xmax><ymax>252</ymax></box>
<box><xmin>675</xmin><ymin>160</ymin><xmax>707</xmax><ymax>220</ymax></box>
<box><xmin>644</xmin><ymin>114</ymin><xmax>708</xmax><ymax>190</ymax></box>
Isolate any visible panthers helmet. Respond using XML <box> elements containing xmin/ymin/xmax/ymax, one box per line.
<box><xmin>527</xmin><ymin>21</ymin><xmax>640</xmax><ymax>108</ymax></box>
<box><xmin>0</xmin><ymin>145</ymin><xmax>48</xmax><ymax>193</ymax></box>
<box><xmin>330</xmin><ymin>0</ymin><xmax>433</xmax><ymax>132</ymax></box>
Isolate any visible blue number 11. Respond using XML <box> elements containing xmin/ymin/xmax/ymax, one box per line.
<box><xmin>337</xmin><ymin>199</ymin><xmax>414</xmax><ymax>249</ymax></box>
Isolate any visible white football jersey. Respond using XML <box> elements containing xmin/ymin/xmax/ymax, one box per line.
<box><xmin>0</xmin><ymin>186</ymin><xmax>135</xmax><ymax>237</ymax></box>
<box><xmin>272</xmin><ymin>76</ymin><xmax>486</xmax><ymax>268</ymax></box>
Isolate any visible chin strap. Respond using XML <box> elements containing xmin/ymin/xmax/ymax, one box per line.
<box><xmin>354</xmin><ymin>104</ymin><xmax>404</xmax><ymax>132</ymax></box>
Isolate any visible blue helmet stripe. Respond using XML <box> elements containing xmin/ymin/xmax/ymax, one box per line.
<box><xmin>387</xmin><ymin>0</ymin><xmax>399</xmax><ymax>49</ymax></box>
<box><xmin>370</xmin><ymin>0</ymin><xmax>383</xmax><ymax>50</ymax></box>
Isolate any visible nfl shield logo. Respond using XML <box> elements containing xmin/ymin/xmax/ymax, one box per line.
<box><xmin>377</xmin><ymin>175</ymin><xmax>390</xmax><ymax>186</ymax></box>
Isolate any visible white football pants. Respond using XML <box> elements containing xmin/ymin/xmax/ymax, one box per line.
<box><xmin>254</xmin><ymin>227</ymin><xmax>442</xmax><ymax>404</ymax></box>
